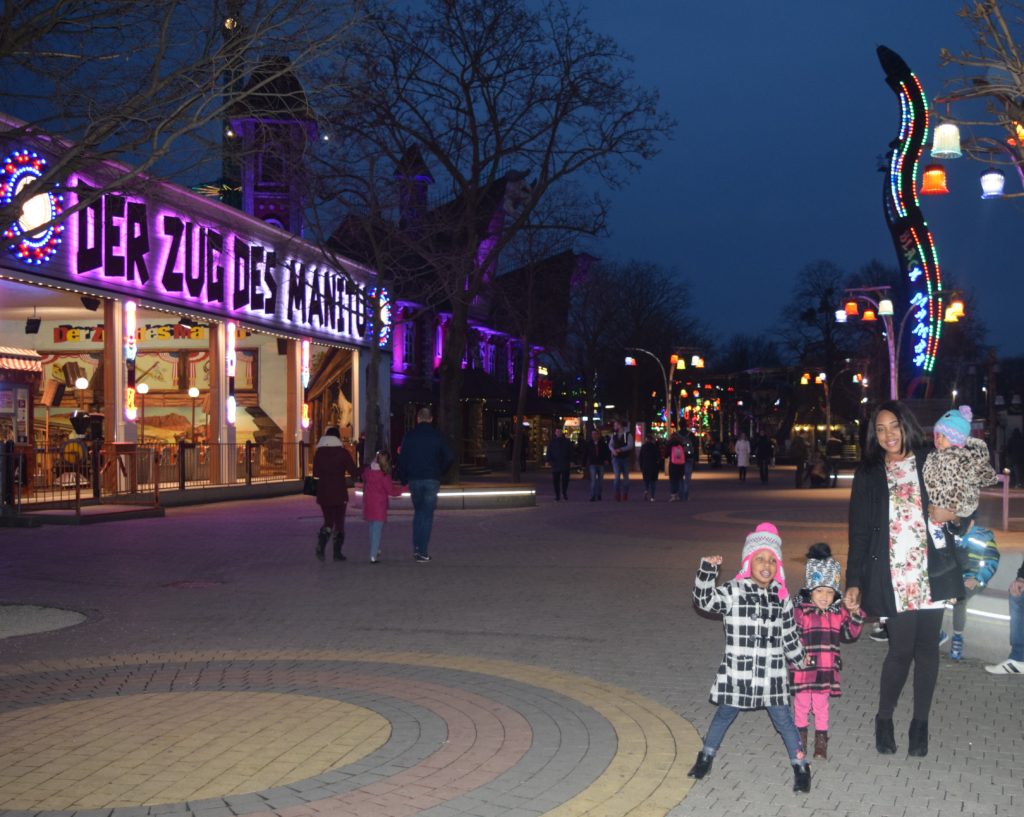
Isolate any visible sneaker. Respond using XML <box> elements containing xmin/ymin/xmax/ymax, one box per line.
<box><xmin>414</xmin><ymin>553</ymin><xmax>432</xmax><ymax>562</ymax></box>
<box><xmin>869</xmin><ymin>624</ymin><xmax>889</xmax><ymax>643</ymax></box>
<box><xmin>938</xmin><ymin>630</ymin><xmax>950</xmax><ymax>648</ymax></box>
<box><xmin>949</xmin><ymin>634</ymin><xmax>963</xmax><ymax>661</ymax></box>
<box><xmin>985</xmin><ymin>659</ymin><xmax>1024</xmax><ymax>675</ymax></box>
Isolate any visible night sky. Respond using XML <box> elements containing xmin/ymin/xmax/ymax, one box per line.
<box><xmin>574</xmin><ymin>1</ymin><xmax>1023</xmax><ymax>358</ymax></box>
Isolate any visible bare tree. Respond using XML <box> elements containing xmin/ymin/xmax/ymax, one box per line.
<box><xmin>1</xmin><ymin>0</ymin><xmax>366</xmax><ymax>230</ymax></box>
<box><xmin>309</xmin><ymin>0</ymin><xmax>674</xmax><ymax>467</ymax></box>
<box><xmin>938</xmin><ymin>0</ymin><xmax>1024</xmax><ymax>179</ymax></box>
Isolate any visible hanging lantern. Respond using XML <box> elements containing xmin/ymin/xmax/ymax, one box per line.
<box><xmin>980</xmin><ymin>167</ymin><xmax>1006</xmax><ymax>199</ymax></box>
<box><xmin>944</xmin><ymin>306</ymin><xmax>960</xmax><ymax>323</ymax></box>
<box><xmin>878</xmin><ymin>298</ymin><xmax>894</xmax><ymax>317</ymax></box>
<box><xmin>862</xmin><ymin>309</ymin><xmax>877</xmax><ymax>322</ymax></box>
<box><xmin>931</xmin><ymin>123</ymin><xmax>962</xmax><ymax>158</ymax></box>
<box><xmin>844</xmin><ymin>300</ymin><xmax>859</xmax><ymax>317</ymax></box>
<box><xmin>919</xmin><ymin>164</ymin><xmax>949</xmax><ymax>195</ymax></box>
<box><xmin>835</xmin><ymin>309</ymin><xmax>847</xmax><ymax>324</ymax></box>
<box><xmin>800</xmin><ymin>373</ymin><xmax>810</xmax><ymax>385</ymax></box>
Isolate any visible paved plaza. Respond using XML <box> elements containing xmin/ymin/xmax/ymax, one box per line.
<box><xmin>1</xmin><ymin>466</ymin><xmax>1022</xmax><ymax>817</ymax></box>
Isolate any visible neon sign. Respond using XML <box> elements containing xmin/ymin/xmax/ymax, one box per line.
<box><xmin>226</xmin><ymin>320</ymin><xmax>237</xmax><ymax>425</ymax></box>
<box><xmin>1</xmin><ymin>149</ymin><xmax>65</xmax><ymax>265</ymax></box>
<box><xmin>124</xmin><ymin>300</ymin><xmax>138</xmax><ymax>421</ymax></box>
<box><xmin>877</xmin><ymin>46</ymin><xmax>943</xmax><ymax>380</ymax></box>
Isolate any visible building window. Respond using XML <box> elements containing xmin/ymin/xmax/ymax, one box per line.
<box><xmin>403</xmin><ymin>322</ymin><xmax>416</xmax><ymax>370</ymax></box>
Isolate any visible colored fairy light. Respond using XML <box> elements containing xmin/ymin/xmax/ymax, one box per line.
<box><xmin>226</xmin><ymin>321</ymin><xmax>237</xmax><ymax>425</ymax></box>
<box><xmin>368</xmin><ymin>287</ymin><xmax>393</xmax><ymax>349</ymax></box>
<box><xmin>1</xmin><ymin>149</ymin><xmax>65</xmax><ymax>266</ymax></box>
<box><xmin>124</xmin><ymin>300</ymin><xmax>138</xmax><ymax>422</ymax></box>
<box><xmin>301</xmin><ymin>339</ymin><xmax>311</xmax><ymax>388</ymax></box>
<box><xmin>302</xmin><ymin>402</ymin><xmax>311</xmax><ymax>429</ymax></box>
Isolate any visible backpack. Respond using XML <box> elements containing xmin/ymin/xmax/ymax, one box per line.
<box><xmin>670</xmin><ymin>444</ymin><xmax>685</xmax><ymax>465</ymax></box>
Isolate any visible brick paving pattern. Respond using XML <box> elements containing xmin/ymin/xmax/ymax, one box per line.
<box><xmin>1</xmin><ymin>467</ymin><xmax>1021</xmax><ymax>817</ymax></box>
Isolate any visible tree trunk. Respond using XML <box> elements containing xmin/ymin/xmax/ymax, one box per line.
<box><xmin>364</xmin><ymin>339</ymin><xmax>380</xmax><ymax>464</ymax></box>
<box><xmin>437</xmin><ymin>299</ymin><xmax>469</xmax><ymax>483</ymax></box>
<box><xmin>510</xmin><ymin>336</ymin><xmax>531</xmax><ymax>483</ymax></box>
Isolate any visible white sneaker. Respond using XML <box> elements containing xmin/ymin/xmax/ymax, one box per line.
<box><xmin>985</xmin><ymin>659</ymin><xmax>1024</xmax><ymax>675</ymax></box>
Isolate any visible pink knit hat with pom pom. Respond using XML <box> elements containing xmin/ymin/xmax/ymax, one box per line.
<box><xmin>734</xmin><ymin>522</ymin><xmax>790</xmax><ymax>598</ymax></box>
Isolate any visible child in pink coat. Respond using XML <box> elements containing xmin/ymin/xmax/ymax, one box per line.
<box><xmin>362</xmin><ymin>451</ymin><xmax>404</xmax><ymax>563</ymax></box>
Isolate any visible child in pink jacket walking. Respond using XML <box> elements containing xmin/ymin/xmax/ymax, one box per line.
<box><xmin>362</xmin><ymin>451</ymin><xmax>404</xmax><ymax>563</ymax></box>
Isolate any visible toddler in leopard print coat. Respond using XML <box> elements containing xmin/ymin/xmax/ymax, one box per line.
<box><xmin>922</xmin><ymin>406</ymin><xmax>997</xmax><ymax>540</ymax></box>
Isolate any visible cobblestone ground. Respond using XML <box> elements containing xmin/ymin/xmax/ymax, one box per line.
<box><xmin>1</xmin><ymin>467</ymin><xmax>1021</xmax><ymax>817</ymax></box>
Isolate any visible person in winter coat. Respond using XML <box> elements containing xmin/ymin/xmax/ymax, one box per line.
<box><xmin>397</xmin><ymin>406</ymin><xmax>454</xmax><ymax>562</ymax></box>
<box><xmin>580</xmin><ymin>428</ymin><xmax>611</xmax><ymax>501</ymax></box>
<box><xmin>312</xmin><ymin>426</ymin><xmax>360</xmax><ymax>562</ymax></box>
<box><xmin>755</xmin><ymin>434</ymin><xmax>774</xmax><ymax>483</ymax></box>
<box><xmin>609</xmin><ymin>419</ymin><xmax>634</xmax><ymax>501</ymax></box>
<box><xmin>922</xmin><ymin>405</ymin><xmax>997</xmax><ymax>545</ymax></box>
<box><xmin>667</xmin><ymin>432</ymin><xmax>686</xmax><ymax>501</ymax></box>
<box><xmin>546</xmin><ymin>428</ymin><xmax>573</xmax><ymax>501</ymax></box>
<box><xmin>734</xmin><ymin>432</ymin><xmax>751</xmax><ymax>482</ymax></box>
<box><xmin>688</xmin><ymin>523</ymin><xmax>811</xmax><ymax>794</ymax></box>
<box><xmin>844</xmin><ymin>400</ymin><xmax>963</xmax><ymax>759</ymax></box>
<box><xmin>792</xmin><ymin>543</ymin><xmax>864</xmax><ymax>760</ymax></box>
<box><xmin>362</xmin><ymin>450</ymin><xmax>405</xmax><ymax>563</ymax></box>
<box><xmin>638</xmin><ymin>433</ymin><xmax>663</xmax><ymax>501</ymax></box>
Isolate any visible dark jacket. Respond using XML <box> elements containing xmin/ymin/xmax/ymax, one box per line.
<box><xmin>638</xmin><ymin>441</ymin><xmax>663</xmax><ymax>479</ymax></box>
<box><xmin>397</xmin><ymin>422</ymin><xmax>454</xmax><ymax>483</ymax></box>
<box><xmin>546</xmin><ymin>434</ymin><xmax>573</xmax><ymax>471</ymax></box>
<box><xmin>847</xmin><ymin>452</ymin><xmax>963</xmax><ymax>618</ymax></box>
<box><xmin>312</xmin><ymin>437</ymin><xmax>359</xmax><ymax>506</ymax></box>
<box><xmin>581</xmin><ymin>435</ymin><xmax>611</xmax><ymax>467</ymax></box>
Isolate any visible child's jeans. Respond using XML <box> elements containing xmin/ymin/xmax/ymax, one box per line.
<box><xmin>702</xmin><ymin>704</ymin><xmax>806</xmax><ymax>764</ymax></box>
<box><xmin>793</xmin><ymin>689</ymin><xmax>830</xmax><ymax>731</ymax></box>
<box><xmin>951</xmin><ymin>583</ymin><xmax>984</xmax><ymax>633</ymax></box>
<box><xmin>368</xmin><ymin>521</ymin><xmax>384</xmax><ymax>560</ymax></box>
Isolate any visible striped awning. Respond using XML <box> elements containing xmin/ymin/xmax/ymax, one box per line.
<box><xmin>0</xmin><ymin>346</ymin><xmax>44</xmax><ymax>373</ymax></box>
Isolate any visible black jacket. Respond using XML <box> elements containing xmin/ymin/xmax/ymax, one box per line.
<box><xmin>397</xmin><ymin>422</ymin><xmax>454</xmax><ymax>483</ymax></box>
<box><xmin>638</xmin><ymin>441</ymin><xmax>663</xmax><ymax>479</ymax></box>
<box><xmin>581</xmin><ymin>436</ymin><xmax>611</xmax><ymax>467</ymax></box>
<box><xmin>546</xmin><ymin>435</ymin><xmax>573</xmax><ymax>471</ymax></box>
<box><xmin>847</xmin><ymin>452</ymin><xmax>963</xmax><ymax>618</ymax></box>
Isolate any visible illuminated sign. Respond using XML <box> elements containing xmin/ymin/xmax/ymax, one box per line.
<box><xmin>2</xmin><ymin>155</ymin><xmax>388</xmax><ymax>349</ymax></box>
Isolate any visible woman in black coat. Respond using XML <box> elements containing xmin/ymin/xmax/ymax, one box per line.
<box><xmin>843</xmin><ymin>401</ymin><xmax>962</xmax><ymax>758</ymax></box>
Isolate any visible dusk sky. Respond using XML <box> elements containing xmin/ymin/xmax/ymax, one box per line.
<box><xmin>573</xmin><ymin>1</ymin><xmax>1023</xmax><ymax>358</ymax></box>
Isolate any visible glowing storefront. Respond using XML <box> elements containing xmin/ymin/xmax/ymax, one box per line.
<box><xmin>0</xmin><ymin>124</ymin><xmax>390</xmax><ymax>494</ymax></box>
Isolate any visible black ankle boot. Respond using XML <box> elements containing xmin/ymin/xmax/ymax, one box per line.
<box><xmin>908</xmin><ymin>719</ymin><xmax>928</xmax><ymax>757</ymax></box>
<box><xmin>792</xmin><ymin>763</ymin><xmax>811</xmax><ymax>793</ymax></box>
<box><xmin>875</xmin><ymin>715</ymin><xmax>896</xmax><ymax>754</ymax></box>
<box><xmin>316</xmin><ymin>526</ymin><xmax>330</xmax><ymax>561</ymax></box>
<box><xmin>686</xmin><ymin>751</ymin><xmax>714</xmax><ymax>779</ymax></box>
<box><xmin>332</xmin><ymin>531</ymin><xmax>346</xmax><ymax>561</ymax></box>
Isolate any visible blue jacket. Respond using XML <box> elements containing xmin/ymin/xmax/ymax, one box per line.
<box><xmin>398</xmin><ymin>422</ymin><xmax>454</xmax><ymax>483</ymax></box>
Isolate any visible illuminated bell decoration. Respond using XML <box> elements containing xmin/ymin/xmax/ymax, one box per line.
<box><xmin>844</xmin><ymin>300</ymin><xmax>859</xmax><ymax>317</ymax></box>
<box><xmin>835</xmin><ymin>309</ymin><xmax>847</xmax><ymax>324</ymax></box>
<box><xmin>919</xmin><ymin>164</ymin><xmax>949</xmax><ymax>195</ymax></box>
<box><xmin>980</xmin><ymin>167</ymin><xmax>1006</xmax><ymax>199</ymax></box>
<box><xmin>944</xmin><ymin>306</ymin><xmax>960</xmax><ymax>323</ymax></box>
<box><xmin>930</xmin><ymin>123</ymin><xmax>962</xmax><ymax>159</ymax></box>
<box><xmin>862</xmin><ymin>309</ymin><xmax>877</xmax><ymax>322</ymax></box>
<box><xmin>878</xmin><ymin>298</ymin><xmax>894</xmax><ymax>317</ymax></box>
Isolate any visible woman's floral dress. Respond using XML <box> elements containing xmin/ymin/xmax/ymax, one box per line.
<box><xmin>885</xmin><ymin>456</ymin><xmax>943</xmax><ymax>612</ymax></box>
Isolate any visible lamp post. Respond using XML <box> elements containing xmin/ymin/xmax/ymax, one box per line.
<box><xmin>137</xmin><ymin>382</ymin><xmax>149</xmax><ymax>443</ymax></box>
<box><xmin>625</xmin><ymin>347</ymin><xmax>672</xmax><ymax>431</ymax></box>
<box><xmin>188</xmin><ymin>386</ymin><xmax>199</xmax><ymax>442</ymax></box>
<box><xmin>837</xmin><ymin>286</ymin><xmax>963</xmax><ymax>400</ymax></box>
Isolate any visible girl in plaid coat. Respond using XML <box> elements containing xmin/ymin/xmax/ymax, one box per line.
<box><xmin>688</xmin><ymin>523</ymin><xmax>811</xmax><ymax>793</ymax></box>
<box><xmin>792</xmin><ymin>543</ymin><xmax>864</xmax><ymax>761</ymax></box>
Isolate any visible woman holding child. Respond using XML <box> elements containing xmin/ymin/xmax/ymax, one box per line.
<box><xmin>844</xmin><ymin>401</ymin><xmax>963</xmax><ymax>758</ymax></box>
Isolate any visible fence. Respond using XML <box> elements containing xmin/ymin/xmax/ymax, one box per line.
<box><xmin>1</xmin><ymin>441</ymin><xmax>309</xmax><ymax>515</ymax></box>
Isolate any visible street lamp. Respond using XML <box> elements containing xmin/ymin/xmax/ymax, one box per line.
<box><xmin>74</xmin><ymin>376</ymin><xmax>89</xmax><ymax>411</ymax></box>
<box><xmin>837</xmin><ymin>286</ymin><xmax>964</xmax><ymax>400</ymax></box>
<box><xmin>188</xmin><ymin>386</ymin><xmax>200</xmax><ymax>441</ymax></box>
<box><xmin>626</xmin><ymin>347</ymin><xmax>672</xmax><ymax>430</ymax></box>
<box><xmin>137</xmin><ymin>382</ymin><xmax>149</xmax><ymax>443</ymax></box>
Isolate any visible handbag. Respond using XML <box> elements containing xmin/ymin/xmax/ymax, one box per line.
<box><xmin>302</xmin><ymin>475</ymin><xmax>318</xmax><ymax>496</ymax></box>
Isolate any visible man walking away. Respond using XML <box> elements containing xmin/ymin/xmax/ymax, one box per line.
<box><xmin>398</xmin><ymin>407</ymin><xmax>454</xmax><ymax>562</ymax></box>
<box><xmin>546</xmin><ymin>427</ymin><xmax>573</xmax><ymax>501</ymax></box>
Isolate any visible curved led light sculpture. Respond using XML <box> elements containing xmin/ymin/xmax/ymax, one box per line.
<box><xmin>877</xmin><ymin>45</ymin><xmax>944</xmax><ymax>389</ymax></box>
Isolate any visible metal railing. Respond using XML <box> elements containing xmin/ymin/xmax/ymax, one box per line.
<box><xmin>2</xmin><ymin>441</ymin><xmax>306</xmax><ymax>515</ymax></box>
